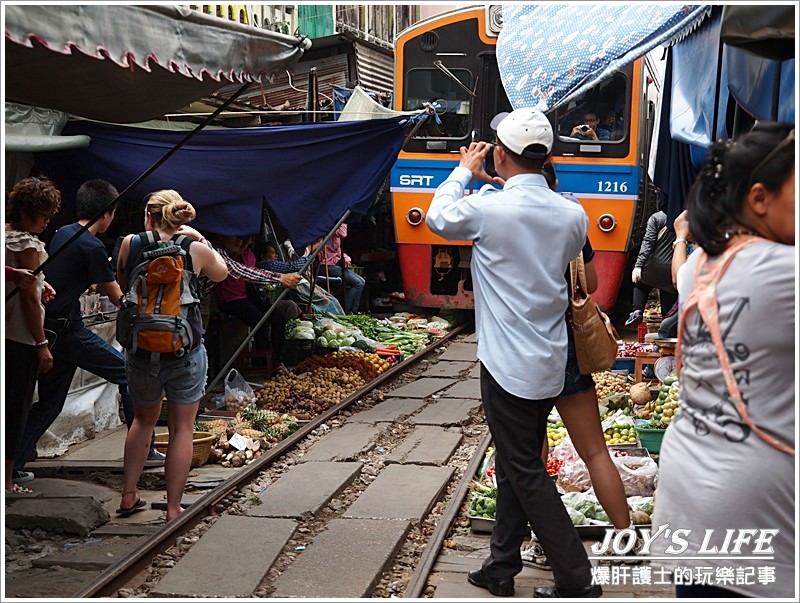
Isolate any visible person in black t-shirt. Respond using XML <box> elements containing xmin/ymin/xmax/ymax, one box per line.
<box><xmin>14</xmin><ymin>180</ymin><xmax>164</xmax><ymax>484</ymax></box>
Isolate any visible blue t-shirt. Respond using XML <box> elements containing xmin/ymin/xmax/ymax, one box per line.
<box><xmin>44</xmin><ymin>223</ymin><xmax>115</xmax><ymax>322</ymax></box>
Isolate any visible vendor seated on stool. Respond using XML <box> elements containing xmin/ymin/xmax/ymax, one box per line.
<box><xmin>211</xmin><ymin>235</ymin><xmax>302</xmax><ymax>370</ymax></box>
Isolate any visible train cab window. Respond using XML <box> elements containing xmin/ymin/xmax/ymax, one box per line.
<box><xmin>405</xmin><ymin>68</ymin><xmax>472</xmax><ymax>139</ymax></box>
<box><xmin>555</xmin><ymin>73</ymin><xmax>628</xmax><ymax>143</ymax></box>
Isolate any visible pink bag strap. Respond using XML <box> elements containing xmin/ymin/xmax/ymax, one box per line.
<box><xmin>676</xmin><ymin>238</ymin><xmax>794</xmax><ymax>456</ymax></box>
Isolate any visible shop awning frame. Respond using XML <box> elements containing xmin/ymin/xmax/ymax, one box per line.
<box><xmin>4</xmin><ymin>4</ymin><xmax>311</xmax><ymax>123</ymax></box>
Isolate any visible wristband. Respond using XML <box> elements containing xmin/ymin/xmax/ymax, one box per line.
<box><xmin>34</xmin><ymin>339</ymin><xmax>49</xmax><ymax>348</ymax></box>
<box><xmin>672</xmin><ymin>239</ymin><xmax>688</xmax><ymax>249</ymax></box>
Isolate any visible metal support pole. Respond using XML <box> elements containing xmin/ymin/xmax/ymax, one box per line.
<box><xmin>204</xmin><ymin>209</ymin><xmax>352</xmax><ymax>396</ymax></box>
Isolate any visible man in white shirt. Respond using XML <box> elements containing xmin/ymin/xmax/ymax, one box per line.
<box><xmin>426</xmin><ymin>108</ymin><xmax>600</xmax><ymax>598</ymax></box>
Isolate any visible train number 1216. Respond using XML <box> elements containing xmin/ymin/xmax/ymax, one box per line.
<box><xmin>597</xmin><ymin>181</ymin><xmax>629</xmax><ymax>193</ymax></box>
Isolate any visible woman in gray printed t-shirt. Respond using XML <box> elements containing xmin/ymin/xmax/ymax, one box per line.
<box><xmin>651</xmin><ymin>123</ymin><xmax>795</xmax><ymax>598</ymax></box>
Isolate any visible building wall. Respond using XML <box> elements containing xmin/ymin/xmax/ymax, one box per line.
<box><xmin>419</xmin><ymin>4</ymin><xmax>462</xmax><ymax>20</ymax></box>
<box><xmin>187</xmin><ymin>4</ymin><xmax>423</xmax><ymax>45</ymax></box>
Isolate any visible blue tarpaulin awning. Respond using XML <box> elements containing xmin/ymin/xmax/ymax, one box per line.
<box><xmin>669</xmin><ymin>10</ymin><xmax>730</xmax><ymax>146</ymax></box>
<box><xmin>669</xmin><ymin>8</ymin><xmax>794</xmax><ymax>147</ymax></box>
<box><xmin>496</xmin><ymin>4</ymin><xmax>711</xmax><ymax>111</ymax></box>
<box><xmin>35</xmin><ymin>117</ymin><xmax>410</xmax><ymax>247</ymax></box>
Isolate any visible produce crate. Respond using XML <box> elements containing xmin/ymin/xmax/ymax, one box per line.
<box><xmin>635</xmin><ymin>425</ymin><xmax>666</xmax><ymax>453</ymax></box>
<box><xmin>201</xmin><ymin>408</ymin><xmax>239</xmax><ymax>419</ymax></box>
<box><xmin>469</xmin><ymin>515</ymin><xmax>495</xmax><ymax>533</ymax></box>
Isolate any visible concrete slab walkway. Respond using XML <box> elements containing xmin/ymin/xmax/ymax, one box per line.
<box><xmin>151</xmin><ymin>515</ymin><xmax>297</xmax><ymax>598</ymax></box>
<box><xmin>271</xmin><ymin>518</ymin><xmax>410</xmax><ymax>598</ymax></box>
<box><xmin>343</xmin><ymin>464</ymin><xmax>454</xmax><ymax>521</ymax></box>
<box><xmin>385</xmin><ymin>426</ymin><xmax>462</xmax><ymax>466</ymax></box>
<box><xmin>248</xmin><ymin>461</ymin><xmax>362</xmax><ymax>518</ymax></box>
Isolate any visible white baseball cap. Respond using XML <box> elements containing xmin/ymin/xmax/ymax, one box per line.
<box><xmin>491</xmin><ymin>108</ymin><xmax>553</xmax><ymax>158</ymax></box>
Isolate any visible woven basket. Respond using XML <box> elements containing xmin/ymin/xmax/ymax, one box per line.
<box><xmin>153</xmin><ymin>431</ymin><xmax>216</xmax><ymax>468</ymax></box>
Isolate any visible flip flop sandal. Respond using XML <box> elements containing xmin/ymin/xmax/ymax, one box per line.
<box><xmin>115</xmin><ymin>497</ymin><xmax>147</xmax><ymax>517</ymax></box>
<box><xmin>8</xmin><ymin>484</ymin><xmax>34</xmax><ymax>495</ymax></box>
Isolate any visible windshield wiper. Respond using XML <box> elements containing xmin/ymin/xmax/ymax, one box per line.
<box><xmin>433</xmin><ymin>60</ymin><xmax>477</xmax><ymax>97</ymax></box>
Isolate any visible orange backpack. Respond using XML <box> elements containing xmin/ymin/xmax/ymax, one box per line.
<box><xmin>116</xmin><ymin>232</ymin><xmax>203</xmax><ymax>358</ymax></box>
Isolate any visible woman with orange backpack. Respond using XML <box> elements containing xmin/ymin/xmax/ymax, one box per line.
<box><xmin>116</xmin><ymin>190</ymin><xmax>227</xmax><ymax>522</ymax></box>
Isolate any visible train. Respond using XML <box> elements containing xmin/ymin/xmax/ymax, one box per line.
<box><xmin>389</xmin><ymin>5</ymin><xmax>663</xmax><ymax>312</ymax></box>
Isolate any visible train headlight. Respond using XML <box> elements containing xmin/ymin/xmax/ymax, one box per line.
<box><xmin>486</xmin><ymin>5</ymin><xmax>503</xmax><ymax>35</ymax></box>
<box><xmin>406</xmin><ymin>207</ymin><xmax>425</xmax><ymax>226</ymax></box>
<box><xmin>597</xmin><ymin>213</ymin><xmax>616</xmax><ymax>232</ymax></box>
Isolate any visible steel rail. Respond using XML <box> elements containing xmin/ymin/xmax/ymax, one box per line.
<box><xmin>403</xmin><ymin>429</ymin><xmax>492</xmax><ymax>598</ymax></box>
<box><xmin>74</xmin><ymin>323</ymin><xmax>465</xmax><ymax>597</ymax></box>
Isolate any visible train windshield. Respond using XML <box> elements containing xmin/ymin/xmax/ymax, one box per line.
<box><xmin>405</xmin><ymin>67</ymin><xmax>473</xmax><ymax>139</ymax></box>
<box><xmin>553</xmin><ymin>72</ymin><xmax>630</xmax><ymax>145</ymax></box>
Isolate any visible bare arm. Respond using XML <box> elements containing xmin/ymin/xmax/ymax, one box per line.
<box><xmin>8</xmin><ymin>266</ymin><xmax>37</xmax><ymax>290</ymax></box>
<box><xmin>191</xmin><ymin>242</ymin><xmax>228</xmax><ymax>283</ymax></box>
<box><xmin>15</xmin><ymin>248</ymin><xmax>53</xmax><ymax>373</ymax></box>
<box><xmin>173</xmin><ymin>225</ymin><xmax>228</xmax><ymax>283</ymax></box>
<box><xmin>116</xmin><ymin>235</ymin><xmax>133</xmax><ymax>293</ymax></box>
<box><xmin>99</xmin><ymin>280</ymin><xmax>124</xmax><ymax>306</ymax></box>
<box><xmin>671</xmin><ymin>210</ymin><xmax>691</xmax><ymax>288</ymax></box>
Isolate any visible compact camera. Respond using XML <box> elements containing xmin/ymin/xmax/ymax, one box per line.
<box><xmin>483</xmin><ymin>144</ymin><xmax>497</xmax><ymax>178</ymax></box>
<box><xmin>580</xmin><ymin>124</ymin><xmax>591</xmax><ymax>132</ymax></box>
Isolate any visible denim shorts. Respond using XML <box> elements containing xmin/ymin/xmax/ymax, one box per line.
<box><xmin>560</xmin><ymin>330</ymin><xmax>596</xmax><ymax>398</ymax></box>
<box><xmin>126</xmin><ymin>345</ymin><xmax>208</xmax><ymax>406</ymax></box>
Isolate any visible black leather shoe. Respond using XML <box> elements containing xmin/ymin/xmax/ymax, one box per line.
<box><xmin>467</xmin><ymin>569</ymin><xmax>515</xmax><ymax>597</ymax></box>
<box><xmin>624</xmin><ymin>309</ymin><xmax>643</xmax><ymax>326</ymax></box>
<box><xmin>534</xmin><ymin>584</ymin><xmax>603</xmax><ymax>598</ymax></box>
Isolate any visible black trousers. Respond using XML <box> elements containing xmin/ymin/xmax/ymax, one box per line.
<box><xmin>480</xmin><ymin>364</ymin><xmax>592</xmax><ymax>588</ymax></box>
<box><xmin>4</xmin><ymin>340</ymin><xmax>38</xmax><ymax>460</ymax></box>
<box><xmin>632</xmin><ymin>283</ymin><xmax>678</xmax><ymax>319</ymax></box>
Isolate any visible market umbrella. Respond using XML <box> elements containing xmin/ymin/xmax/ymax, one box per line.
<box><xmin>720</xmin><ymin>5</ymin><xmax>795</xmax><ymax>61</ymax></box>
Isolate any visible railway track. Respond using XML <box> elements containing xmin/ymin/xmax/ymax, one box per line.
<box><xmin>42</xmin><ymin>323</ymin><xmax>490</xmax><ymax>598</ymax></box>
<box><xmin>6</xmin><ymin>324</ymin><xmax>676</xmax><ymax>599</ymax></box>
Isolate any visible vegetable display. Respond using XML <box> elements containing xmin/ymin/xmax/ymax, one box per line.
<box><xmin>468</xmin><ymin>448</ymin><xmax>656</xmax><ymax>526</ymax></box>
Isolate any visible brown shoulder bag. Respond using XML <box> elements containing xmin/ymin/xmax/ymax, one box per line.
<box><xmin>569</xmin><ymin>253</ymin><xmax>619</xmax><ymax>374</ymax></box>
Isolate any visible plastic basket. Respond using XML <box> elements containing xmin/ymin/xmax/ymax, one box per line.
<box><xmin>154</xmin><ymin>431</ymin><xmax>216</xmax><ymax>468</ymax></box>
<box><xmin>634</xmin><ymin>426</ymin><xmax>665</xmax><ymax>454</ymax></box>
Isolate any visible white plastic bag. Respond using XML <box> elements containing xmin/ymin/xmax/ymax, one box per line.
<box><xmin>613</xmin><ymin>455</ymin><xmax>658</xmax><ymax>496</ymax></box>
<box><xmin>223</xmin><ymin>369</ymin><xmax>255</xmax><ymax>411</ymax></box>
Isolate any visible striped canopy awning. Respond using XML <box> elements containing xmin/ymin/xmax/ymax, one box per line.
<box><xmin>5</xmin><ymin>4</ymin><xmax>311</xmax><ymax>123</ymax></box>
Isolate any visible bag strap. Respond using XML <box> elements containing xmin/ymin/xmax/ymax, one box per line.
<box><xmin>124</xmin><ymin>231</ymin><xmax>158</xmax><ymax>286</ymax></box>
<box><xmin>676</xmin><ymin>238</ymin><xmax>794</xmax><ymax>456</ymax></box>
<box><xmin>569</xmin><ymin>253</ymin><xmax>588</xmax><ymax>302</ymax></box>
<box><xmin>170</xmin><ymin>233</ymin><xmax>195</xmax><ymax>272</ymax></box>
